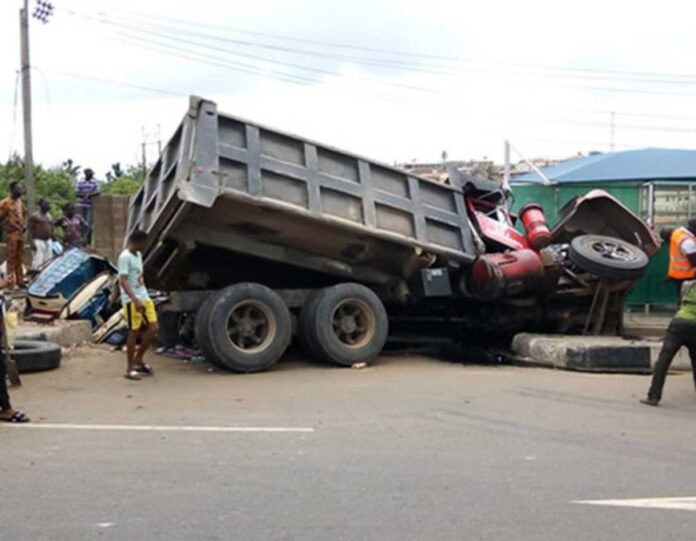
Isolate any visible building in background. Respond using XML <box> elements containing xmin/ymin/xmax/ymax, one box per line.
<box><xmin>512</xmin><ymin>148</ymin><xmax>696</xmax><ymax>311</ymax></box>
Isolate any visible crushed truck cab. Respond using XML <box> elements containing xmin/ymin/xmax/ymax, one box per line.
<box><xmin>127</xmin><ymin>96</ymin><xmax>658</xmax><ymax>372</ymax></box>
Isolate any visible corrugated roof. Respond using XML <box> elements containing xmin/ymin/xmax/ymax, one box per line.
<box><xmin>512</xmin><ymin>148</ymin><xmax>696</xmax><ymax>184</ymax></box>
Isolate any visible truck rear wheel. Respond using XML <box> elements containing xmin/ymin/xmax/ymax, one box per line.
<box><xmin>300</xmin><ymin>283</ymin><xmax>388</xmax><ymax>366</ymax></box>
<box><xmin>205</xmin><ymin>283</ymin><xmax>291</xmax><ymax>373</ymax></box>
<box><xmin>194</xmin><ymin>292</ymin><xmax>220</xmax><ymax>366</ymax></box>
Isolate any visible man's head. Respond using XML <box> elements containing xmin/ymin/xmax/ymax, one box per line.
<box><xmin>39</xmin><ymin>197</ymin><xmax>50</xmax><ymax>213</ymax></box>
<box><xmin>63</xmin><ymin>202</ymin><xmax>75</xmax><ymax>217</ymax></box>
<box><xmin>9</xmin><ymin>181</ymin><xmax>22</xmax><ymax>199</ymax></box>
<box><xmin>83</xmin><ymin>168</ymin><xmax>94</xmax><ymax>181</ymax></box>
<box><xmin>688</xmin><ymin>219</ymin><xmax>696</xmax><ymax>236</ymax></box>
<box><xmin>659</xmin><ymin>227</ymin><xmax>675</xmax><ymax>244</ymax></box>
<box><xmin>128</xmin><ymin>229</ymin><xmax>147</xmax><ymax>252</ymax></box>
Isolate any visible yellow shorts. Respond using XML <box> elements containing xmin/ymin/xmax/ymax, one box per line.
<box><xmin>123</xmin><ymin>299</ymin><xmax>158</xmax><ymax>330</ymax></box>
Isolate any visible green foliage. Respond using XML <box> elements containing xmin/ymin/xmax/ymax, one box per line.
<box><xmin>103</xmin><ymin>162</ymin><xmax>145</xmax><ymax>195</ymax></box>
<box><xmin>0</xmin><ymin>154</ymin><xmax>75</xmax><ymax>216</ymax></box>
<box><xmin>0</xmin><ymin>156</ymin><xmax>145</xmax><ymax>220</ymax></box>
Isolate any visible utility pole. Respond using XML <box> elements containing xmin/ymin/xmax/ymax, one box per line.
<box><xmin>610</xmin><ymin>111</ymin><xmax>616</xmax><ymax>152</ymax></box>
<box><xmin>503</xmin><ymin>140</ymin><xmax>511</xmax><ymax>191</ymax></box>
<box><xmin>141</xmin><ymin>126</ymin><xmax>148</xmax><ymax>172</ymax></box>
<box><xmin>20</xmin><ymin>0</ymin><xmax>36</xmax><ymax>212</ymax></box>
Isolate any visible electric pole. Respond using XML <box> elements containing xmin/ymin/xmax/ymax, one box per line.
<box><xmin>20</xmin><ymin>0</ymin><xmax>36</xmax><ymax>212</ymax></box>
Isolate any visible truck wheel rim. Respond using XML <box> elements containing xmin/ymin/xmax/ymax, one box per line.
<box><xmin>331</xmin><ymin>299</ymin><xmax>375</xmax><ymax>349</ymax></box>
<box><xmin>227</xmin><ymin>301</ymin><xmax>276</xmax><ymax>354</ymax></box>
<box><xmin>589</xmin><ymin>239</ymin><xmax>635</xmax><ymax>262</ymax></box>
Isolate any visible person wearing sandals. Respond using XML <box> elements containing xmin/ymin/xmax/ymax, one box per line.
<box><xmin>118</xmin><ymin>229</ymin><xmax>159</xmax><ymax>381</ymax></box>
<box><xmin>0</xmin><ymin>349</ymin><xmax>30</xmax><ymax>423</ymax></box>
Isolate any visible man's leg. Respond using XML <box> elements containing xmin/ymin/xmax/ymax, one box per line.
<box><xmin>126</xmin><ymin>329</ymin><xmax>139</xmax><ymax>374</ymax></box>
<box><xmin>123</xmin><ymin>303</ymin><xmax>142</xmax><ymax>378</ymax></box>
<box><xmin>5</xmin><ymin>237</ymin><xmax>17</xmax><ymax>288</ymax></box>
<box><xmin>0</xmin><ymin>352</ymin><xmax>12</xmax><ymax>412</ymax></box>
<box><xmin>134</xmin><ymin>322</ymin><xmax>159</xmax><ymax>366</ymax></box>
<box><xmin>14</xmin><ymin>239</ymin><xmax>24</xmax><ymax>286</ymax></box>
<box><xmin>647</xmin><ymin>324</ymin><xmax>685</xmax><ymax>402</ymax></box>
<box><xmin>134</xmin><ymin>301</ymin><xmax>158</xmax><ymax>367</ymax></box>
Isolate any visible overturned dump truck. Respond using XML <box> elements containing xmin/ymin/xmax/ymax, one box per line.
<box><xmin>127</xmin><ymin>96</ymin><xmax>660</xmax><ymax>372</ymax></box>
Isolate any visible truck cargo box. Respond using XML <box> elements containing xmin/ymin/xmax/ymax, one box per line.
<box><xmin>127</xmin><ymin>97</ymin><xmax>479</xmax><ymax>291</ymax></box>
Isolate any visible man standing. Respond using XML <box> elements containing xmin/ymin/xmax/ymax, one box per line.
<box><xmin>667</xmin><ymin>219</ymin><xmax>696</xmax><ymax>293</ymax></box>
<box><xmin>0</xmin><ymin>182</ymin><xmax>26</xmax><ymax>289</ymax></box>
<box><xmin>74</xmin><ymin>168</ymin><xmax>99</xmax><ymax>242</ymax></box>
<box><xmin>641</xmin><ymin>280</ymin><xmax>696</xmax><ymax>406</ymax></box>
<box><xmin>28</xmin><ymin>197</ymin><xmax>54</xmax><ymax>271</ymax></box>
<box><xmin>119</xmin><ymin>229</ymin><xmax>159</xmax><ymax>381</ymax></box>
<box><xmin>55</xmin><ymin>203</ymin><xmax>88</xmax><ymax>249</ymax></box>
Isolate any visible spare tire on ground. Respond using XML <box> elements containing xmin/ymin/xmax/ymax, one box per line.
<box><xmin>5</xmin><ymin>340</ymin><xmax>62</xmax><ymax>373</ymax></box>
<box><xmin>569</xmin><ymin>234</ymin><xmax>649</xmax><ymax>282</ymax></box>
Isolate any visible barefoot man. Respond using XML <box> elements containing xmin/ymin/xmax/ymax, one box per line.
<box><xmin>118</xmin><ymin>229</ymin><xmax>159</xmax><ymax>381</ymax></box>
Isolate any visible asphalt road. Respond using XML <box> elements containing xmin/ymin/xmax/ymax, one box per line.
<box><xmin>2</xmin><ymin>347</ymin><xmax>696</xmax><ymax>540</ymax></box>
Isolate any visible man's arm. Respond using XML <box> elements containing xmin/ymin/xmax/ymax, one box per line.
<box><xmin>681</xmin><ymin>238</ymin><xmax>696</xmax><ymax>267</ymax></box>
<box><xmin>27</xmin><ymin>214</ymin><xmax>36</xmax><ymax>240</ymax></box>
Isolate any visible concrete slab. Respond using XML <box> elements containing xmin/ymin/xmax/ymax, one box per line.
<box><xmin>512</xmin><ymin>334</ymin><xmax>652</xmax><ymax>373</ymax></box>
<box><xmin>16</xmin><ymin>320</ymin><xmax>93</xmax><ymax>348</ymax></box>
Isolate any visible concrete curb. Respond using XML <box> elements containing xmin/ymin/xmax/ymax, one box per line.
<box><xmin>511</xmin><ymin>333</ymin><xmax>692</xmax><ymax>373</ymax></box>
<box><xmin>17</xmin><ymin>320</ymin><xmax>93</xmax><ymax>348</ymax></box>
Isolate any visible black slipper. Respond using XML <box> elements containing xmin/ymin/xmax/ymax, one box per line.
<box><xmin>1</xmin><ymin>411</ymin><xmax>30</xmax><ymax>423</ymax></box>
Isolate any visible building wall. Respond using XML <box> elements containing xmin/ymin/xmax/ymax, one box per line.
<box><xmin>511</xmin><ymin>181</ymin><xmax>677</xmax><ymax>309</ymax></box>
<box><xmin>93</xmin><ymin>194</ymin><xmax>130</xmax><ymax>264</ymax></box>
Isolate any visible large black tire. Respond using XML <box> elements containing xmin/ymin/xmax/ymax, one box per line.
<box><xmin>569</xmin><ymin>234</ymin><xmax>649</xmax><ymax>281</ymax></box>
<box><xmin>205</xmin><ymin>283</ymin><xmax>292</xmax><ymax>373</ymax></box>
<box><xmin>194</xmin><ymin>292</ymin><xmax>221</xmax><ymax>366</ymax></box>
<box><xmin>297</xmin><ymin>289</ymin><xmax>323</xmax><ymax>359</ymax></box>
<box><xmin>6</xmin><ymin>340</ymin><xmax>62</xmax><ymax>373</ymax></box>
<box><xmin>301</xmin><ymin>283</ymin><xmax>388</xmax><ymax>367</ymax></box>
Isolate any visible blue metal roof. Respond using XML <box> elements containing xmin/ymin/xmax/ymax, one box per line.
<box><xmin>512</xmin><ymin>148</ymin><xmax>696</xmax><ymax>184</ymax></box>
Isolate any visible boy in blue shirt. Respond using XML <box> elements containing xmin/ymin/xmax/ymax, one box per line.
<box><xmin>118</xmin><ymin>229</ymin><xmax>159</xmax><ymax>381</ymax></box>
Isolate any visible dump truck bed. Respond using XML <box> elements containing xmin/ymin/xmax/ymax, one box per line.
<box><xmin>128</xmin><ymin>97</ymin><xmax>478</xmax><ymax>290</ymax></box>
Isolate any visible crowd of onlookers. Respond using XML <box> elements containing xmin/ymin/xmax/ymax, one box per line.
<box><xmin>0</xmin><ymin>168</ymin><xmax>99</xmax><ymax>289</ymax></box>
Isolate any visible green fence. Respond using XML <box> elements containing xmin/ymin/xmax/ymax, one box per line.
<box><xmin>511</xmin><ymin>181</ymin><xmax>678</xmax><ymax>310</ymax></box>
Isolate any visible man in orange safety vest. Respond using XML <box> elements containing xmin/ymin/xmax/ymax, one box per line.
<box><xmin>667</xmin><ymin>219</ymin><xmax>696</xmax><ymax>294</ymax></box>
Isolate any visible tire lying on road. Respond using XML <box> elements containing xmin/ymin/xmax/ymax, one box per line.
<box><xmin>299</xmin><ymin>283</ymin><xmax>388</xmax><ymax>367</ymax></box>
<box><xmin>569</xmin><ymin>234</ymin><xmax>650</xmax><ymax>281</ymax></box>
<box><xmin>204</xmin><ymin>283</ymin><xmax>292</xmax><ymax>373</ymax></box>
<box><xmin>6</xmin><ymin>340</ymin><xmax>62</xmax><ymax>373</ymax></box>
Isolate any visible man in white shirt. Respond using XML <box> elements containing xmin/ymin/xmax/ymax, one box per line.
<box><xmin>118</xmin><ymin>229</ymin><xmax>159</xmax><ymax>381</ymax></box>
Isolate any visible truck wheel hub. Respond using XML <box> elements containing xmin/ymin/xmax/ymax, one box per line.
<box><xmin>331</xmin><ymin>299</ymin><xmax>375</xmax><ymax>348</ymax></box>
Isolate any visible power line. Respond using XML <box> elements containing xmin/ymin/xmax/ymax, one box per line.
<box><xmin>66</xmin><ymin>10</ymin><xmax>435</xmax><ymax>94</ymax></box>
<box><xmin>43</xmin><ymin>68</ymin><xmax>189</xmax><ymax>97</ymax></box>
<box><xmin>64</xmin><ymin>9</ymin><xmax>696</xmax><ymax>103</ymax></box>
<box><xmin>66</xmin><ymin>1</ymin><xmax>696</xmax><ymax>85</ymax></box>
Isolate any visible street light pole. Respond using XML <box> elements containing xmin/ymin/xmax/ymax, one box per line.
<box><xmin>20</xmin><ymin>0</ymin><xmax>36</xmax><ymax>212</ymax></box>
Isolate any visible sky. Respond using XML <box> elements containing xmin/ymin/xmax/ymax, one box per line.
<box><xmin>2</xmin><ymin>0</ymin><xmax>696</xmax><ymax>177</ymax></box>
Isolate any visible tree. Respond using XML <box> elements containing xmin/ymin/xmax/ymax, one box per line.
<box><xmin>102</xmin><ymin>162</ymin><xmax>146</xmax><ymax>195</ymax></box>
<box><xmin>0</xmin><ymin>154</ymin><xmax>74</xmax><ymax>217</ymax></box>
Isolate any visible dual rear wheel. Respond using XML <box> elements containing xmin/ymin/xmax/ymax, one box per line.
<box><xmin>195</xmin><ymin>282</ymin><xmax>388</xmax><ymax>372</ymax></box>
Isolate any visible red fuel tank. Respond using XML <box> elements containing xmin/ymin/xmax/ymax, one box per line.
<box><xmin>519</xmin><ymin>203</ymin><xmax>551</xmax><ymax>250</ymax></box>
<box><xmin>468</xmin><ymin>249</ymin><xmax>546</xmax><ymax>301</ymax></box>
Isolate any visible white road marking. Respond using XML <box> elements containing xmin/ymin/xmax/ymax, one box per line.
<box><xmin>573</xmin><ymin>497</ymin><xmax>696</xmax><ymax>511</ymax></box>
<box><xmin>2</xmin><ymin>423</ymin><xmax>314</xmax><ymax>433</ymax></box>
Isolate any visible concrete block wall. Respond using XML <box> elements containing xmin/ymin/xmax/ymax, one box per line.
<box><xmin>93</xmin><ymin>195</ymin><xmax>130</xmax><ymax>264</ymax></box>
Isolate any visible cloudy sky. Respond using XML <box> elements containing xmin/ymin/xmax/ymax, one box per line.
<box><xmin>2</xmin><ymin>0</ymin><xmax>696</xmax><ymax>176</ymax></box>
